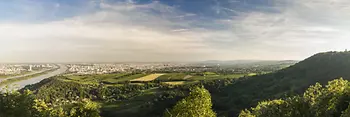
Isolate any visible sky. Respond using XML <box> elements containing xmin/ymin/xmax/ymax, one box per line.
<box><xmin>0</xmin><ymin>0</ymin><xmax>349</xmax><ymax>62</ymax></box>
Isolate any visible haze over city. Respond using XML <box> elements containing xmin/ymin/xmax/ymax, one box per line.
<box><xmin>1</xmin><ymin>0</ymin><xmax>349</xmax><ymax>62</ymax></box>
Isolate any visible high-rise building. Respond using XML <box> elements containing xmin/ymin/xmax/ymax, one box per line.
<box><xmin>29</xmin><ymin>65</ymin><xmax>33</xmax><ymax>71</ymax></box>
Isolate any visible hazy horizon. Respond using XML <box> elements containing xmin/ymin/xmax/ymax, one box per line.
<box><xmin>1</xmin><ymin>0</ymin><xmax>349</xmax><ymax>62</ymax></box>
<box><xmin>0</xmin><ymin>59</ymin><xmax>299</xmax><ymax>64</ymax></box>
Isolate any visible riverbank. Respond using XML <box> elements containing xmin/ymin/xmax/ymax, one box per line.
<box><xmin>0</xmin><ymin>64</ymin><xmax>68</xmax><ymax>91</ymax></box>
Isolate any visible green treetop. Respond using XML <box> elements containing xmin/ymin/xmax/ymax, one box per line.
<box><xmin>164</xmin><ymin>86</ymin><xmax>216</xmax><ymax>117</ymax></box>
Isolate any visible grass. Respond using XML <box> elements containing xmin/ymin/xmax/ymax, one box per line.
<box><xmin>130</xmin><ymin>74</ymin><xmax>164</xmax><ymax>82</ymax></box>
<box><xmin>103</xmin><ymin>74</ymin><xmax>148</xmax><ymax>83</ymax></box>
<box><xmin>187</xmin><ymin>74</ymin><xmax>247</xmax><ymax>81</ymax></box>
<box><xmin>0</xmin><ymin>75</ymin><xmax>9</xmax><ymax>79</ymax></box>
<box><xmin>247</xmin><ymin>73</ymin><xmax>257</xmax><ymax>76</ymax></box>
<box><xmin>0</xmin><ymin>69</ymin><xmax>58</xmax><ymax>86</ymax></box>
<box><xmin>62</xmin><ymin>72</ymin><xmax>255</xmax><ymax>85</ymax></box>
<box><xmin>204</xmin><ymin>72</ymin><xmax>217</xmax><ymax>75</ymax></box>
<box><xmin>163</xmin><ymin>81</ymin><xmax>186</xmax><ymax>85</ymax></box>
<box><xmin>0</xmin><ymin>71</ymin><xmax>32</xmax><ymax>79</ymax></box>
<box><xmin>156</xmin><ymin>73</ymin><xmax>188</xmax><ymax>81</ymax></box>
<box><xmin>156</xmin><ymin>73</ymin><xmax>252</xmax><ymax>81</ymax></box>
<box><xmin>64</xmin><ymin>73</ymin><xmax>149</xmax><ymax>84</ymax></box>
<box><xmin>65</xmin><ymin>73</ymin><xmax>128</xmax><ymax>83</ymax></box>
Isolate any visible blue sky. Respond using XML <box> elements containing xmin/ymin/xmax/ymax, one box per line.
<box><xmin>0</xmin><ymin>0</ymin><xmax>349</xmax><ymax>62</ymax></box>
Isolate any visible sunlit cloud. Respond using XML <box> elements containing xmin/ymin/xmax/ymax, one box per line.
<box><xmin>0</xmin><ymin>0</ymin><xmax>349</xmax><ymax>62</ymax></box>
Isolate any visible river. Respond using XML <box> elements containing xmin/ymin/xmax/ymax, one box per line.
<box><xmin>0</xmin><ymin>64</ymin><xmax>68</xmax><ymax>91</ymax></box>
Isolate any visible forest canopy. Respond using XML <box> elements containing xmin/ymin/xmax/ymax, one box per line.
<box><xmin>239</xmin><ymin>78</ymin><xmax>350</xmax><ymax>117</ymax></box>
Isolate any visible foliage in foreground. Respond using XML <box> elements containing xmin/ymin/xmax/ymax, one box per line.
<box><xmin>164</xmin><ymin>86</ymin><xmax>216</xmax><ymax>117</ymax></box>
<box><xmin>239</xmin><ymin>78</ymin><xmax>350</xmax><ymax>117</ymax></box>
<box><xmin>0</xmin><ymin>89</ymin><xmax>100</xmax><ymax>117</ymax></box>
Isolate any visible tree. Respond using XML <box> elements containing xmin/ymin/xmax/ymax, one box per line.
<box><xmin>67</xmin><ymin>99</ymin><xmax>101</xmax><ymax>117</ymax></box>
<box><xmin>239</xmin><ymin>78</ymin><xmax>350</xmax><ymax>117</ymax></box>
<box><xmin>239</xmin><ymin>109</ymin><xmax>255</xmax><ymax>117</ymax></box>
<box><xmin>0</xmin><ymin>88</ymin><xmax>101</xmax><ymax>117</ymax></box>
<box><xmin>0</xmin><ymin>89</ymin><xmax>41</xmax><ymax>117</ymax></box>
<box><xmin>164</xmin><ymin>86</ymin><xmax>216</xmax><ymax>117</ymax></box>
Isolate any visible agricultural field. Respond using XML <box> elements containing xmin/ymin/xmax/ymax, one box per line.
<box><xmin>157</xmin><ymin>72</ymin><xmax>254</xmax><ymax>81</ymax></box>
<box><xmin>156</xmin><ymin>73</ymin><xmax>190</xmax><ymax>81</ymax></box>
<box><xmin>186</xmin><ymin>73</ymin><xmax>249</xmax><ymax>81</ymax></box>
<box><xmin>102</xmin><ymin>74</ymin><xmax>147</xmax><ymax>84</ymax></box>
<box><xmin>64</xmin><ymin>73</ymin><xmax>148</xmax><ymax>84</ymax></box>
<box><xmin>163</xmin><ymin>81</ymin><xmax>186</xmax><ymax>85</ymax></box>
<box><xmin>62</xmin><ymin>72</ymin><xmax>254</xmax><ymax>85</ymax></box>
<box><xmin>130</xmin><ymin>74</ymin><xmax>164</xmax><ymax>82</ymax></box>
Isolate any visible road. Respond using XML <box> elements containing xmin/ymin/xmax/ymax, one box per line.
<box><xmin>0</xmin><ymin>64</ymin><xmax>68</xmax><ymax>91</ymax></box>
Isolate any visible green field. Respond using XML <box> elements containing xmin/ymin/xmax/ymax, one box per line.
<box><xmin>187</xmin><ymin>74</ymin><xmax>246</xmax><ymax>81</ymax></box>
<box><xmin>156</xmin><ymin>73</ymin><xmax>189</xmax><ymax>81</ymax></box>
<box><xmin>63</xmin><ymin>72</ymin><xmax>252</xmax><ymax>85</ymax></box>
<box><xmin>103</xmin><ymin>74</ymin><xmax>148</xmax><ymax>83</ymax></box>
<box><xmin>130</xmin><ymin>74</ymin><xmax>164</xmax><ymax>82</ymax></box>
<box><xmin>0</xmin><ymin>75</ymin><xmax>9</xmax><ymax>79</ymax></box>
<box><xmin>156</xmin><ymin>73</ymin><xmax>251</xmax><ymax>82</ymax></box>
<box><xmin>158</xmin><ymin>73</ymin><xmax>252</xmax><ymax>81</ymax></box>
<box><xmin>0</xmin><ymin>69</ymin><xmax>58</xmax><ymax>86</ymax></box>
<box><xmin>163</xmin><ymin>81</ymin><xmax>186</xmax><ymax>85</ymax></box>
<box><xmin>64</xmin><ymin>73</ymin><xmax>149</xmax><ymax>84</ymax></box>
<box><xmin>0</xmin><ymin>71</ymin><xmax>32</xmax><ymax>79</ymax></box>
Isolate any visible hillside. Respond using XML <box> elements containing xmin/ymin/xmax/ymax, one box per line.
<box><xmin>218</xmin><ymin>51</ymin><xmax>350</xmax><ymax>116</ymax></box>
<box><xmin>17</xmin><ymin>51</ymin><xmax>350</xmax><ymax>117</ymax></box>
<box><xmin>240</xmin><ymin>78</ymin><xmax>350</xmax><ymax>117</ymax></box>
<box><xmin>22</xmin><ymin>77</ymin><xmax>190</xmax><ymax>117</ymax></box>
<box><xmin>196</xmin><ymin>60</ymin><xmax>297</xmax><ymax>68</ymax></box>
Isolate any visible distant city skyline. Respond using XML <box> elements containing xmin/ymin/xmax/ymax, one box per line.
<box><xmin>0</xmin><ymin>0</ymin><xmax>349</xmax><ymax>62</ymax></box>
<box><xmin>0</xmin><ymin>59</ymin><xmax>299</xmax><ymax>64</ymax></box>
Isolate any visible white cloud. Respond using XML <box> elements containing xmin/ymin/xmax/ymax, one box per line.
<box><xmin>211</xmin><ymin>0</ymin><xmax>350</xmax><ymax>59</ymax></box>
<box><xmin>1</xmin><ymin>0</ymin><xmax>350</xmax><ymax>62</ymax></box>
<box><xmin>0</xmin><ymin>1</ymin><xmax>216</xmax><ymax>62</ymax></box>
<box><xmin>171</xmin><ymin>29</ymin><xmax>189</xmax><ymax>32</ymax></box>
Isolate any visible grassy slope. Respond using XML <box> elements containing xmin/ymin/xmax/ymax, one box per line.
<box><xmin>218</xmin><ymin>51</ymin><xmax>350</xmax><ymax>116</ymax></box>
<box><xmin>156</xmin><ymin>73</ymin><xmax>188</xmax><ymax>81</ymax></box>
<box><xmin>104</xmin><ymin>74</ymin><xmax>147</xmax><ymax>83</ymax></box>
<box><xmin>130</xmin><ymin>74</ymin><xmax>164</xmax><ymax>82</ymax></box>
<box><xmin>65</xmin><ymin>73</ymin><xmax>148</xmax><ymax>84</ymax></box>
<box><xmin>20</xmin><ymin>60</ymin><xmax>298</xmax><ymax>117</ymax></box>
<box><xmin>157</xmin><ymin>73</ymin><xmax>248</xmax><ymax>82</ymax></box>
<box><xmin>188</xmin><ymin>74</ymin><xmax>246</xmax><ymax>81</ymax></box>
